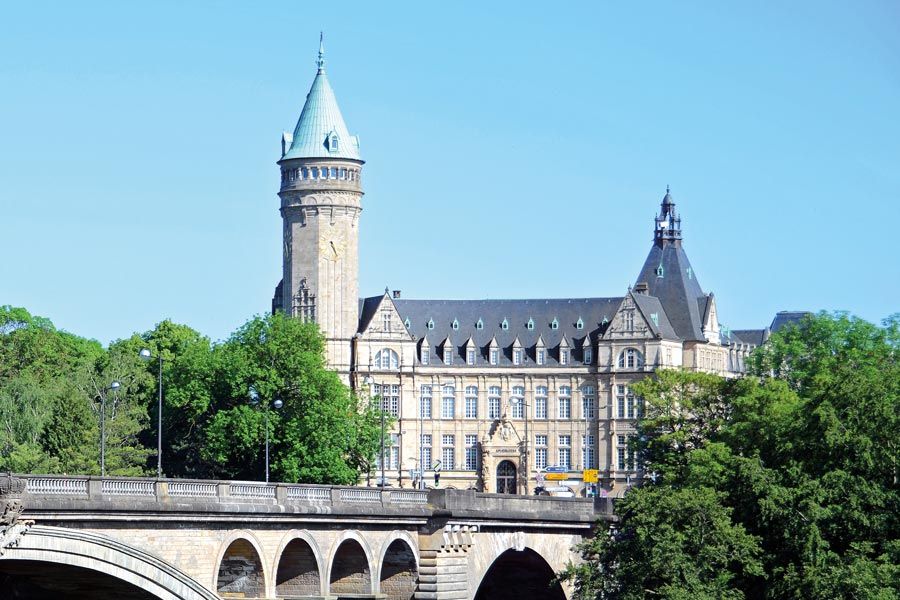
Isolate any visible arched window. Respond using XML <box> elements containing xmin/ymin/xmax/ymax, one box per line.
<box><xmin>330</xmin><ymin>134</ymin><xmax>339</xmax><ymax>151</ymax></box>
<box><xmin>617</xmin><ymin>347</ymin><xmax>644</xmax><ymax>369</ymax></box>
<box><xmin>526</xmin><ymin>318</ymin><xmax>535</xmax><ymax>330</ymax></box>
<box><xmin>374</xmin><ymin>348</ymin><xmax>399</xmax><ymax>370</ymax></box>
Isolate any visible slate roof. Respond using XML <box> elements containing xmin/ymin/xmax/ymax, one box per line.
<box><xmin>631</xmin><ymin>293</ymin><xmax>680</xmax><ymax>340</ymax></box>
<box><xmin>365</xmin><ymin>297</ymin><xmax>624</xmax><ymax>366</ymax></box>
<box><xmin>732</xmin><ymin>329</ymin><xmax>766</xmax><ymax>346</ymax></box>
<box><xmin>281</xmin><ymin>39</ymin><xmax>361</xmax><ymax>161</ymax></box>
<box><xmin>770</xmin><ymin>311</ymin><xmax>811</xmax><ymax>332</ymax></box>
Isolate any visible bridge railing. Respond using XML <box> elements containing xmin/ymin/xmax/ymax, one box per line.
<box><xmin>19</xmin><ymin>474</ymin><xmax>610</xmax><ymax>519</ymax></box>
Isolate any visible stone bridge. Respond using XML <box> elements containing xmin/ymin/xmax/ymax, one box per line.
<box><xmin>0</xmin><ymin>475</ymin><xmax>613</xmax><ymax>600</ymax></box>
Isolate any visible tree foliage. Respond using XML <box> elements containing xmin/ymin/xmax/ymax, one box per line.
<box><xmin>563</xmin><ymin>313</ymin><xmax>899</xmax><ymax>599</ymax></box>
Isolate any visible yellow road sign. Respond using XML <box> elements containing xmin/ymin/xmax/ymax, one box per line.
<box><xmin>545</xmin><ymin>472</ymin><xmax>569</xmax><ymax>481</ymax></box>
<box><xmin>582</xmin><ymin>469</ymin><xmax>599</xmax><ymax>483</ymax></box>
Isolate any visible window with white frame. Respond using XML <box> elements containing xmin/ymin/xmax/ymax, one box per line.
<box><xmin>374</xmin><ymin>384</ymin><xmax>400</xmax><ymax>416</ymax></box>
<box><xmin>441</xmin><ymin>385</ymin><xmax>455</xmax><ymax>419</ymax></box>
<box><xmin>374</xmin><ymin>348</ymin><xmax>399</xmax><ymax>370</ymax></box>
<box><xmin>513</xmin><ymin>348</ymin><xmax>523</xmax><ymax>365</ymax></box>
<box><xmin>582</xmin><ymin>386</ymin><xmax>596</xmax><ymax>419</ymax></box>
<box><xmin>534</xmin><ymin>386</ymin><xmax>548</xmax><ymax>419</ymax></box>
<box><xmin>443</xmin><ymin>347</ymin><xmax>453</xmax><ymax>365</ymax></box>
<box><xmin>535</xmin><ymin>434</ymin><xmax>548</xmax><ymax>470</ymax></box>
<box><xmin>583</xmin><ymin>347</ymin><xmax>593</xmax><ymax>364</ymax></box>
<box><xmin>420</xmin><ymin>385</ymin><xmax>432</xmax><ymax>419</ymax></box>
<box><xmin>537</xmin><ymin>349</ymin><xmax>545</xmax><ymax>365</ymax></box>
<box><xmin>466</xmin><ymin>348</ymin><xmax>476</xmax><ymax>365</ymax></box>
<box><xmin>421</xmin><ymin>434</ymin><xmax>432</xmax><ymax>470</ymax></box>
<box><xmin>464</xmin><ymin>386</ymin><xmax>478</xmax><ymax>419</ymax></box>
<box><xmin>489</xmin><ymin>348</ymin><xmax>499</xmax><ymax>365</ymax></box>
<box><xmin>465</xmin><ymin>434</ymin><xmax>478</xmax><ymax>471</ymax></box>
<box><xmin>616</xmin><ymin>434</ymin><xmax>635</xmax><ymax>470</ymax></box>
<box><xmin>618</xmin><ymin>347</ymin><xmax>644</xmax><ymax>369</ymax></box>
<box><xmin>558</xmin><ymin>386</ymin><xmax>572</xmax><ymax>419</ymax></box>
<box><xmin>616</xmin><ymin>384</ymin><xmax>636</xmax><ymax>418</ymax></box>
<box><xmin>488</xmin><ymin>386</ymin><xmax>501</xmax><ymax>419</ymax></box>
<box><xmin>421</xmin><ymin>347</ymin><xmax>430</xmax><ymax>365</ymax></box>
<box><xmin>511</xmin><ymin>386</ymin><xmax>525</xmax><ymax>418</ymax></box>
<box><xmin>558</xmin><ymin>435</ymin><xmax>571</xmax><ymax>469</ymax></box>
<box><xmin>582</xmin><ymin>434</ymin><xmax>596</xmax><ymax>469</ymax></box>
<box><xmin>560</xmin><ymin>349</ymin><xmax>569</xmax><ymax>365</ymax></box>
<box><xmin>377</xmin><ymin>433</ymin><xmax>400</xmax><ymax>471</ymax></box>
<box><xmin>382</xmin><ymin>311</ymin><xmax>391</xmax><ymax>332</ymax></box>
<box><xmin>442</xmin><ymin>435</ymin><xmax>455</xmax><ymax>470</ymax></box>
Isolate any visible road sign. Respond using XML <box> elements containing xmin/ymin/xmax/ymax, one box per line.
<box><xmin>582</xmin><ymin>469</ymin><xmax>599</xmax><ymax>483</ymax></box>
<box><xmin>545</xmin><ymin>472</ymin><xmax>569</xmax><ymax>481</ymax></box>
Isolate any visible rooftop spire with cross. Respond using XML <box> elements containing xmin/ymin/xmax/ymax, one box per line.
<box><xmin>317</xmin><ymin>32</ymin><xmax>325</xmax><ymax>73</ymax></box>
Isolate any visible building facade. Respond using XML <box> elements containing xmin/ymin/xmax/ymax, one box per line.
<box><xmin>272</xmin><ymin>42</ymin><xmax>790</xmax><ymax>497</ymax></box>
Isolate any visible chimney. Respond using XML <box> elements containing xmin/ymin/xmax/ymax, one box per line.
<box><xmin>393</xmin><ymin>290</ymin><xmax>401</xmax><ymax>299</ymax></box>
<box><xmin>634</xmin><ymin>282</ymin><xmax>649</xmax><ymax>294</ymax></box>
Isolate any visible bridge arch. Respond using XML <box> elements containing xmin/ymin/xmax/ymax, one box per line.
<box><xmin>272</xmin><ymin>530</ymin><xmax>325</xmax><ymax>598</ymax></box>
<box><xmin>327</xmin><ymin>530</ymin><xmax>375</xmax><ymax>596</ymax></box>
<box><xmin>474</xmin><ymin>546</ymin><xmax>566</xmax><ymax>600</ymax></box>
<box><xmin>376</xmin><ymin>531</ymin><xmax>419</xmax><ymax>600</ymax></box>
<box><xmin>214</xmin><ymin>530</ymin><xmax>268</xmax><ymax>598</ymax></box>
<box><xmin>0</xmin><ymin>524</ymin><xmax>217</xmax><ymax>600</ymax></box>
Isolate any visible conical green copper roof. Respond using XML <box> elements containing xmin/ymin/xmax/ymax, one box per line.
<box><xmin>282</xmin><ymin>37</ymin><xmax>361</xmax><ymax>161</ymax></box>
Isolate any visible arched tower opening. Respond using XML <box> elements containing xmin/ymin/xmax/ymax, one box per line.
<box><xmin>217</xmin><ymin>538</ymin><xmax>264</xmax><ymax>598</ymax></box>
<box><xmin>275</xmin><ymin>538</ymin><xmax>320</xmax><ymax>597</ymax></box>
<box><xmin>379</xmin><ymin>539</ymin><xmax>418</xmax><ymax>600</ymax></box>
<box><xmin>474</xmin><ymin>548</ymin><xmax>565</xmax><ymax>600</ymax></box>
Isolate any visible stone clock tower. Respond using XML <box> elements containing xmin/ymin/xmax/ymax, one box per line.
<box><xmin>274</xmin><ymin>36</ymin><xmax>364</xmax><ymax>376</ymax></box>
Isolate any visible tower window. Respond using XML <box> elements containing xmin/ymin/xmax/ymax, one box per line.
<box><xmin>452</xmin><ymin>319</ymin><xmax>459</xmax><ymax>330</ymax></box>
<box><xmin>576</xmin><ymin>317</ymin><xmax>584</xmax><ymax>330</ymax></box>
<box><xmin>686</xmin><ymin>267</ymin><xmax>693</xmax><ymax>280</ymax></box>
<box><xmin>330</xmin><ymin>167</ymin><xmax>338</xmax><ymax>178</ymax></box>
<box><xmin>311</xmin><ymin>167</ymin><xmax>319</xmax><ymax>179</ymax></box>
<box><xmin>330</xmin><ymin>135</ymin><xmax>339</xmax><ymax>151</ymax></box>
<box><xmin>340</xmin><ymin>168</ymin><xmax>347</xmax><ymax>179</ymax></box>
<box><xmin>656</xmin><ymin>265</ymin><xmax>664</xmax><ymax>277</ymax></box>
<box><xmin>476</xmin><ymin>318</ymin><xmax>484</xmax><ymax>330</ymax></box>
<box><xmin>301</xmin><ymin>167</ymin><xmax>309</xmax><ymax>179</ymax></box>
<box><xmin>404</xmin><ymin>317</ymin><xmax>411</xmax><ymax>329</ymax></box>
<box><xmin>501</xmin><ymin>318</ymin><xmax>509</xmax><ymax>331</ymax></box>
<box><xmin>527</xmin><ymin>318</ymin><xmax>534</xmax><ymax>330</ymax></box>
<box><xmin>551</xmin><ymin>318</ymin><xmax>559</xmax><ymax>330</ymax></box>
<box><xmin>427</xmin><ymin>318</ymin><xmax>435</xmax><ymax>330</ymax></box>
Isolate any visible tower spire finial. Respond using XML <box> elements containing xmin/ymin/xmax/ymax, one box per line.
<box><xmin>317</xmin><ymin>32</ymin><xmax>325</xmax><ymax>73</ymax></box>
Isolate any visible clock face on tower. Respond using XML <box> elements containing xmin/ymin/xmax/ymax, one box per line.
<box><xmin>319</xmin><ymin>229</ymin><xmax>346</xmax><ymax>261</ymax></box>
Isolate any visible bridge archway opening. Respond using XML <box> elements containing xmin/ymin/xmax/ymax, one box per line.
<box><xmin>379</xmin><ymin>539</ymin><xmax>418</xmax><ymax>600</ymax></box>
<box><xmin>496</xmin><ymin>459</ymin><xmax>517</xmax><ymax>494</ymax></box>
<box><xmin>474</xmin><ymin>548</ymin><xmax>565</xmax><ymax>600</ymax></box>
<box><xmin>275</xmin><ymin>538</ymin><xmax>320</xmax><ymax>597</ymax></box>
<box><xmin>329</xmin><ymin>538</ymin><xmax>371</xmax><ymax>596</ymax></box>
<box><xmin>0</xmin><ymin>559</ymin><xmax>161</xmax><ymax>600</ymax></box>
<box><xmin>217</xmin><ymin>538</ymin><xmax>265</xmax><ymax>598</ymax></box>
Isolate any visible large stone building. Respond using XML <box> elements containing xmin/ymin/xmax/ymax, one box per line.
<box><xmin>272</xmin><ymin>41</ymin><xmax>795</xmax><ymax>496</ymax></box>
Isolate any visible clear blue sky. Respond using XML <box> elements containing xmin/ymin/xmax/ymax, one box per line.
<box><xmin>2</xmin><ymin>1</ymin><xmax>898</xmax><ymax>345</ymax></box>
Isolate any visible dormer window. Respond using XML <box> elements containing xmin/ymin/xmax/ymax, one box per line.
<box><xmin>584</xmin><ymin>347</ymin><xmax>593</xmax><ymax>364</ymax></box>
<box><xmin>329</xmin><ymin>134</ymin><xmax>339</xmax><ymax>151</ymax></box>
<box><xmin>476</xmin><ymin>318</ymin><xmax>484</xmax><ymax>330</ymax></box>
<box><xmin>421</xmin><ymin>347</ymin><xmax>430</xmax><ymax>365</ymax></box>
<box><xmin>527</xmin><ymin>318</ymin><xmax>535</xmax><ymax>330</ymax></box>
<box><xmin>513</xmin><ymin>349</ymin><xmax>523</xmax><ymax>365</ymax></box>
<box><xmin>443</xmin><ymin>347</ymin><xmax>453</xmax><ymax>365</ymax></box>
<box><xmin>452</xmin><ymin>319</ymin><xmax>459</xmax><ymax>331</ymax></box>
<box><xmin>466</xmin><ymin>348</ymin><xmax>476</xmax><ymax>365</ymax></box>
<box><xmin>576</xmin><ymin>317</ymin><xmax>584</xmax><ymax>330</ymax></box>
<box><xmin>650</xmin><ymin>313</ymin><xmax>659</xmax><ymax>327</ymax></box>
<box><xmin>427</xmin><ymin>319</ymin><xmax>435</xmax><ymax>330</ymax></box>
<box><xmin>656</xmin><ymin>265</ymin><xmax>664</xmax><ymax>277</ymax></box>
<box><xmin>501</xmin><ymin>318</ymin><xmax>509</xmax><ymax>331</ymax></box>
<box><xmin>489</xmin><ymin>348</ymin><xmax>499</xmax><ymax>365</ymax></box>
<box><xmin>560</xmin><ymin>349</ymin><xmax>569</xmax><ymax>365</ymax></box>
<box><xmin>537</xmin><ymin>349</ymin><xmax>546</xmax><ymax>365</ymax></box>
<box><xmin>551</xmin><ymin>318</ymin><xmax>559</xmax><ymax>330</ymax></box>
<box><xmin>404</xmin><ymin>317</ymin><xmax>411</xmax><ymax>329</ymax></box>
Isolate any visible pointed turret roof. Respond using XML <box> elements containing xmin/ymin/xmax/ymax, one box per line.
<box><xmin>634</xmin><ymin>188</ymin><xmax>707</xmax><ymax>341</ymax></box>
<box><xmin>281</xmin><ymin>34</ymin><xmax>362</xmax><ymax>161</ymax></box>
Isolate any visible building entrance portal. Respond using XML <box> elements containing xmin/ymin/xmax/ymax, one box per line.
<box><xmin>496</xmin><ymin>460</ymin><xmax>517</xmax><ymax>494</ymax></box>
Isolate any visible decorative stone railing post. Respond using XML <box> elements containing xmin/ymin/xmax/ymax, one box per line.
<box><xmin>0</xmin><ymin>474</ymin><xmax>32</xmax><ymax>556</ymax></box>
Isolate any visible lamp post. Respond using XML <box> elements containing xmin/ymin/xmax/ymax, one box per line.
<box><xmin>362</xmin><ymin>375</ymin><xmax>386</xmax><ymax>487</ymax></box>
<box><xmin>139</xmin><ymin>348</ymin><xmax>164</xmax><ymax>478</ymax></box>
<box><xmin>100</xmin><ymin>381</ymin><xmax>121</xmax><ymax>476</ymax></box>
<box><xmin>509</xmin><ymin>396</ymin><xmax>530</xmax><ymax>495</ymax></box>
<box><xmin>249</xmin><ymin>386</ymin><xmax>283</xmax><ymax>483</ymax></box>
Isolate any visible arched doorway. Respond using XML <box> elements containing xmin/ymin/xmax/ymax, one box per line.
<box><xmin>474</xmin><ymin>548</ymin><xmax>565</xmax><ymax>600</ymax></box>
<box><xmin>276</xmin><ymin>538</ymin><xmax>320</xmax><ymax>597</ymax></box>
<box><xmin>329</xmin><ymin>539</ymin><xmax>371</xmax><ymax>596</ymax></box>
<box><xmin>379</xmin><ymin>539</ymin><xmax>418</xmax><ymax>600</ymax></box>
<box><xmin>217</xmin><ymin>539</ymin><xmax>264</xmax><ymax>598</ymax></box>
<box><xmin>496</xmin><ymin>460</ymin><xmax>517</xmax><ymax>494</ymax></box>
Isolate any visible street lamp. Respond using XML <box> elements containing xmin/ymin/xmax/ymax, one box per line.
<box><xmin>362</xmin><ymin>375</ymin><xmax>386</xmax><ymax>487</ymax></box>
<box><xmin>139</xmin><ymin>348</ymin><xmax>164</xmax><ymax>478</ymax></box>
<box><xmin>509</xmin><ymin>396</ymin><xmax>530</xmax><ymax>495</ymax></box>
<box><xmin>249</xmin><ymin>386</ymin><xmax>283</xmax><ymax>483</ymax></box>
<box><xmin>100</xmin><ymin>381</ymin><xmax>121</xmax><ymax>476</ymax></box>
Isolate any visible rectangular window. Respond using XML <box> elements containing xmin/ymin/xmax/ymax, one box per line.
<box><xmin>465</xmin><ymin>434</ymin><xmax>478</xmax><ymax>471</ymax></box>
<box><xmin>617</xmin><ymin>434</ymin><xmax>636</xmax><ymax>470</ymax></box>
<box><xmin>442</xmin><ymin>435</ymin><xmax>455</xmax><ymax>470</ymax></box>
<box><xmin>488</xmin><ymin>386</ymin><xmax>501</xmax><ymax>419</ymax></box>
<box><xmin>535</xmin><ymin>386</ymin><xmax>548</xmax><ymax>419</ymax></box>
<box><xmin>582</xmin><ymin>386</ymin><xmax>595</xmax><ymax>419</ymax></box>
<box><xmin>382</xmin><ymin>312</ymin><xmax>391</xmax><ymax>332</ymax></box>
<box><xmin>537</xmin><ymin>349</ymin><xmax>545</xmax><ymax>365</ymax></box>
<box><xmin>420</xmin><ymin>385</ymin><xmax>432</xmax><ymax>419</ymax></box>
<box><xmin>558</xmin><ymin>386</ymin><xmax>572</xmax><ymax>419</ymax></box>
<box><xmin>584</xmin><ymin>348</ymin><xmax>593</xmax><ymax>364</ymax></box>
<box><xmin>558</xmin><ymin>435</ymin><xmax>571</xmax><ymax>470</ymax></box>
<box><xmin>560</xmin><ymin>349</ymin><xmax>569</xmax><ymax>365</ymax></box>
<box><xmin>582</xmin><ymin>434</ymin><xmax>595</xmax><ymax>469</ymax></box>
<box><xmin>511</xmin><ymin>386</ymin><xmax>525</xmax><ymax>418</ymax></box>
<box><xmin>441</xmin><ymin>385</ymin><xmax>455</xmax><ymax>419</ymax></box>
<box><xmin>330</xmin><ymin>167</ymin><xmax>338</xmax><ymax>178</ymax></box>
<box><xmin>490</xmin><ymin>348</ymin><xmax>499</xmax><ymax>365</ymax></box>
<box><xmin>513</xmin><ymin>349</ymin><xmax>522</xmax><ymax>365</ymax></box>
<box><xmin>443</xmin><ymin>348</ymin><xmax>453</xmax><ymax>365</ymax></box>
<box><xmin>374</xmin><ymin>384</ymin><xmax>400</xmax><ymax>416</ymax></box>
<box><xmin>339</xmin><ymin>167</ymin><xmax>347</xmax><ymax>179</ymax></box>
<box><xmin>535</xmin><ymin>434</ymin><xmax>548</xmax><ymax>470</ymax></box>
<box><xmin>464</xmin><ymin>386</ymin><xmax>478</xmax><ymax>419</ymax></box>
<box><xmin>467</xmin><ymin>348</ymin><xmax>476</xmax><ymax>365</ymax></box>
<box><xmin>421</xmin><ymin>434</ymin><xmax>432</xmax><ymax>470</ymax></box>
<box><xmin>617</xmin><ymin>435</ymin><xmax>627</xmax><ymax>471</ymax></box>
<box><xmin>421</xmin><ymin>348</ymin><xmax>430</xmax><ymax>365</ymax></box>
<box><xmin>617</xmin><ymin>385</ymin><xmax>627</xmax><ymax>419</ymax></box>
